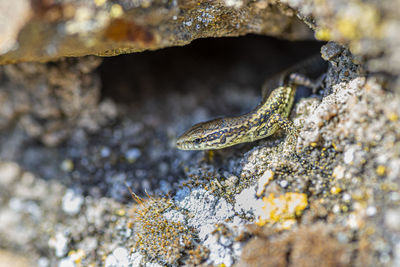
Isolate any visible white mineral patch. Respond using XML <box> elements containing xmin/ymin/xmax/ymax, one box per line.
<box><xmin>366</xmin><ymin>206</ymin><xmax>377</xmax><ymax>216</ymax></box>
<box><xmin>344</xmin><ymin>147</ymin><xmax>356</xmax><ymax>164</ymax></box>
<box><xmin>130</xmin><ymin>252</ymin><xmax>143</xmax><ymax>267</ymax></box>
<box><xmin>104</xmin><ymin>247</ymin><xmax>130</xmax><ymax>267</ymax></box>
<box><xmin>224</xmin><ymin>0</ymin><xmax>243</xmax><ymax>8</ymax></box>
<box><xmin>38</xmin><ymin>257</ymin><xmax>50</xmax><ymax>267</ymax></box>
<box><xmin>385</xmin><ymin>209</ymin><xmax>400</xmax><ymax>231</ymax></box>
<box><xmin>113</xmin><ymin>247</ymin><xmax>129</xmax><ymax>266</ymax></box>
<box><xmin>204</xmin><ymin>235</ymin><xmax>234</xmax><ymax>266</ymax></box>
<box><xmin>234</xmin><ymin>186</ymin><xmax>264</xmax><ymax>218</ymax></box>
<box><xmin>58</xmin><ymin>258</ymin><xmax>74</xmax><ymax>267</ymax></box>
<box><xmin>49</xmin><ymin>232</ymin><xmax>69</xmax><ymax>257</ymax></box>
<box><xmin>174</xmin><ymin>188</ymin><xmax>234</xmax><ymax>230</ymax></box>
<box><xmin>144</xmin><ymin>262</ymin><xmax>163</xmax><ymax>267</ymax></box>
<box><xmin>163</xmin><ymin>209</ymin><xmax>186</xmax><ymax>224</ymax></box>
<box><xmin>173</xmin><ymin>187</ymin><xmax>239</xmax><ymax>266</ymax></box>
<box><xmin>62</xmin><ymin>189</ymin><xmax>84</xmax><ymax>215</ymax></box>
<box><xmin>104</xmin><ymin>254</ymin><xmax>117</xmax><ymax>267</ymax></box>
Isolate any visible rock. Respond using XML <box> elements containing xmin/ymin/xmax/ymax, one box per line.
<box><xmin>0</xmin><ymin>0</ymin><xmax>310</xmax><ymax>64</ymax></box>
<box><xmin>0</xmin><ymin>57</ymin><xmax>107</xmax><ymax>146</ymax></box>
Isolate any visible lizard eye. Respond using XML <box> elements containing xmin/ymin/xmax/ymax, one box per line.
<box><xmin>194</xmin><ymin>138</ymin><xmax>201</xmax><ymax>144</ymax></box>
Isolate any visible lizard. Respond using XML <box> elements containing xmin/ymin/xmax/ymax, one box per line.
<box><xmin>176</xmin><ymin>55</ymin><xmax>328</xmax><ymax>150</ymax></box>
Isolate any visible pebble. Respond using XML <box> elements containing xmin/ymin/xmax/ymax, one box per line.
<box><xmin>125</xmin><ymin>148</ymin><xmax>141</xmax><ymax>163</ymax></box>
<box><xmin>366</xmin><ymin>206</ymin><xmax>377</xmax><ymax>216</ymax></box>
<box><xmin>62</xmin><ymin>189</ymin><xmax>84</xmax><ymax>215</ymax></box>
<box><xmin>60</xmin><ymin>159</ymin><xmax>74</xmax><ymax>172</ymax></box>
<box><xmin>385</xmin><ymin>209</ymin><xmax>400</xmax><ymax>231</ymax></box>
<box><xmin>104</xmin><ymin>247</ymin><xmax>130</xmax><ymax>267</ymax></box>
<box><xmin>38</xmin><ymin>257</ymin><xmax>50</xmax><ymax>267</ymax></box>
<box><xmin>333</xmin><ymin>165</ymin><xmax>345</xmax><ymax>179</ymax></box>
<box><xmin>344</xmin><ymin>147</ymin><xmax>355</xmax><ymax>164</ymax></box>
<box><xmin>130</xmin><ymin>252</ymin><xmax>143</xmax><ymax>267</ymax></box>
<box><xmin>100</xmin><ymin>147</ymin><xmax>111</xmax><ymax>157</ymax></box>
<box><xmin>113</xmin><ymin>247</ymin><xmax>129</xmax><ymax>266</ymax></box>
<box><xmin>48</xmin><ymin>232</ymin><xmax>69</xmax><ymax>257</ymax></box>
<box><xmin>0</xmin><ymin>161</ymin><xmax>20</xmax><ymax>185</ymax></box>
<box><xmin>279</xmin><ymin>180</ymin><xmax>288</xmax><ymax>188</ymax></box>
<box><xmin>58</xmin><ymin>258</ymin><xmax>74</xmax><ymax>267</ymax></box>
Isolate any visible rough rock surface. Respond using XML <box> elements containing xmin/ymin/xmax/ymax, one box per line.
<box><xmin>1</xmin><ymin>0</ymin><xmax>400</xmax><ymax>267</ymax></box>
<box><xmin>1</xmin><ymin>0</ymin><xmax>399</xmax><ymax>82</ymax></box>
<box><xmin>1</xmin><ymin>37</ymin><xmax>400</xmax><ymax>266</ymax></box>
<box><xmin>0</xmin><ymin>0</ymin><xmax>310</xmax><ymax>64</ymax></box>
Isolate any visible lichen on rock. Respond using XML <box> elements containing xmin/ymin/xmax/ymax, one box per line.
<box><xmin>1</xmin><ymin>0</ymin><xmax>400</xmax><ymax>266</ymax></box>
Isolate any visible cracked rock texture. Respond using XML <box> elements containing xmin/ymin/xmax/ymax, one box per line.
<box><xmin>0</xmin><ymin>0</ymin><xmax>400</xmax><ymax>267</ymax></box>
<box><xmin>0</xmin><ymin>0</ymin><xmax>310</xmax><ymax>64</ymax></box>
<box><xmin>1</xmin><ymin>0</ymin><xmax>400</xmax><ymax>82</ymax></box>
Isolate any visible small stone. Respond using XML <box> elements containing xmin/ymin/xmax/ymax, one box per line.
<box><xmin>115</xmin><ymin>209</ymin><xmax>126</xmax><ymax>216</ymax></box>
<box><xmin>333</xmin><ymin>204</ymin><xmax>340</xmax><ymax>214</ymax></box>
<box><xmin>130</xmin><ymin>252</ymin><xmax>143</xmax><ymax>266</ymax></box>
<box><xmin>60</xmin><ymin>159</ymin><xmax>74</xmax><ymax>172</ymax></box>
<box><xmin>330</xmin><ymin>186</ymin><xmax>342</xmax><ymax>195</ymax></box>
<box><xmin>112</xmin><ymin>247</ymin><xmax>129</xmax><ymax>266</ymax></box>
<box><xmin>104</xmin><ymin>254</ymin><xmax>117</xmax><ymax>267</ymax></box>
<box><xmin>100</xmin><ymin>147</ymin><xmax>111</xmax><ymax>157</ymax></box>
<box><xmin>58</xmin><ymin>258</ymin><xmax>74</xmax><ymax>267</ymax></box>
<box><xmin>342</xmin><ymin>193</ymin><xmax>351</xmax><ymax>202</ymax></box>
<box><xmin>347</xmin><ymin>214</ymin><xmax>359</xmax><ymax>229</ymax></box>
<box><xmin>366</xmin><ymin>206</ymin><xmax>377</xmax><ymax>216</ymax></box>
<box><xmin>344</xmin><ymin>148</ymin><xmax>355</xmax><ymax>164</ymax></box>
<box><xmin>48</xmin><ymin>232</ymin><xmax>69</xmax><ymax>257</ymax></box>
<box><xmin>385</xmin><ymin>209</ymin><xmax>400</xmax><ymax>231</ymax></box>
<box><xmin>62</xmin><ymin>189</ymin><xmax>84</xmax><ymax>215</ymax></box>
<box><xmin>279</xmin><ymin>180</ymin><xmax>288</xmax><ymax>188</ymax></box>
<box><xmin>321</xmin><ymin>42</ymin><xmax>344</xmax><ymax>60</ymax></box>
<box><xmin>38</xmin><ymin>257</ymin><xmax>50</xmax><ymax>267</ymax></box>
<box><xmin>125</xmin><ymin>148</ymin><xmax>141</xmax><ymax>163</ymax></box>
<box><xmin>332</xmin><ymin>165</ymin><xmax>345</xmax><ymax>179</ymax></box>
<box><xmin>0</xmin><ymin>161</ymin><xmax>21</xmax><ymax>185</ymax></box>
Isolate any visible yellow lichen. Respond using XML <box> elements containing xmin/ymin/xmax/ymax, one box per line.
<box><xmin>116</xmin><ymin>208</ymin><xmax>126</xmax><ymax>216</ymax></box>
<box><xmin>336</xmin><ymin>3</ymin><xmax>381</xmax><ymax>41</ymax></box>
<box><xmin>310</xmin><ymin>142</ymin><xmax>318</xmax><ymax>147</ymax></box>
<box><xmin>257</xmin><ymin>193</ymin><xmax>308</xmax><ymax>228</ymax></box>
<box><xmin>376</xmin><ymin>165</ymin><xmax>386</xmax><ymax>176</ymax></box>
<box><xmin>387</xmin><ymin>112</ymin><xmax>399</xmax><ymax>122</ymax></box>
<box><xmin>110</xmin><ymin>4</ymin><xmax>124</xmax><ymax>18</ymax></box>
<box><xmin>68</xmin><ymin>249</ymin><xmax>86</xmax><ymax>265</ymax></box>
<box><xmin>330</xmin><ymin>186</ymin><xmax>342</xmax><ymax>195</ymax></box>
<box><xmin>94</xmin><ymin>0</ymin><xmax>106</xmax><ymax>6</ymax></box>
<box><xmin>336</xmin><ymin>17</ymin><xmax>359</xmax><ymax>40</ymax></box>
<box><xmin>315</xmin><ymin>27</ymin><xmax>332</xmax><ymax>41</ymax></box>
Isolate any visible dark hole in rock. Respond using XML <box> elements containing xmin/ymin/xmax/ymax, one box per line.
<box><xmin>99</xmin><ymin>34</ymin><xmax>324</xmax><ymax>107</ymax></box>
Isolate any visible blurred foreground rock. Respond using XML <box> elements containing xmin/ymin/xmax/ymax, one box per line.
<box><xmin>0</xmin><ymin>0</ymin><xmax>399</xmax><ymax>80</ymax></box>
<box><xmin>0</xmin><ymin>0</ymin><xmax>310</xmax><ymax>64</ymax></box>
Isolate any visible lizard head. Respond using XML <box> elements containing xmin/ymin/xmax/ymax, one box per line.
<box><xmin>176</xmin><ymin>118</ymin><xmax>228</xmax><ymax>150</ymax></box>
